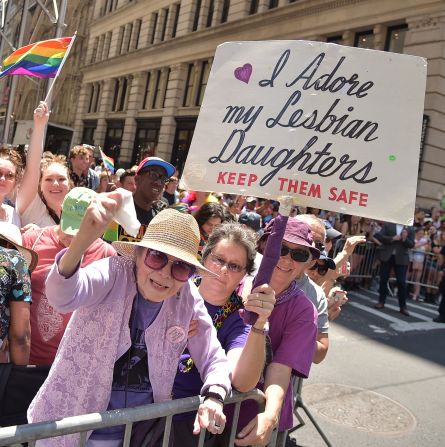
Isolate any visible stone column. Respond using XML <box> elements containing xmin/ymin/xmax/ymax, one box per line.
<box><xmin>157</xmin><ymin>63</ymin><xmax>187</xmax><ymax>161</ymax></box>
<box><xmin>405</xmin><ymin>13</ymin><xmax>445</xmax><ymax>207</ymax></box>
<box><xmin>342</xmin><ymin>30</ymin><xmax>355</xmax><ymax>47</ymax></box>
<box><xmin>175</xmin><ymin>0</ymin><xmax>195</xmax><ymax>37</ymax></box>
<box><xmin>373</xmin><ymin>24</ymin><xmax>386</xmax><ymax>50</ymax></box>
<box><xmin>95</xmin><ymin>79</ymin><xmax>114</xmax><ymax>147</ymax></box>
<box><xmin>72</xmin><ymin>83</ymin><xmax>90</xmax><ymax>144</ymax></box>
<box><xmin>230</xmin><ymin>0</ymin><xmax>250</xmax><ymax>21</ymax></box>
<box><xmin>120</xmin><ymin>74</ymin><xmax>143</xmax><ymax>164</ymax></box>
<box><xmin>258</xmin><ymin>0</ymin><xmax>269</xmax><ymax>14</ymax></box>
<box><xmin>212</xmin><ymin>0</ymin><xmax>223</xmax><ymax>26</ymax></box>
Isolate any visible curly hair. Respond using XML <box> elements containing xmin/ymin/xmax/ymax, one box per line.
<box><xmin>0</xmin><ymin>146</ymin><xmax>24</xmax><ymax>183</ymax></box>
<box><xmin>202</xmin><ymin>222</ymin><xmax>258</xmax><ymax>275</ymax></box>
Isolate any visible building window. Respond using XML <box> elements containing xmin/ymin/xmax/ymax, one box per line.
<box><xmin>118</xmin><ymin>78</ymin><xmax>128</xmax><ymax>111</ymax></box>
<box><xmin>112</xmin><ymin>79</ymin><xmax>120</xmax><ymax>111</ymax></box>
<box><xmin>171</xmin><ymin>3</ymin><xmax>180</xmax><ymax>38</ymax></box>
<box><xmin>133</xmin><ymin>20</ymin><xmax>142</xmax><ymax>50</ymax></box>
<box><xmin>88</xmin><ymin>84</ymin><xmax>95</xmax><ymax>113</ymax></box>
<box><xmin>206</xmin><ymin>0</ymin><xmax>214</xmax><ymax>28</ymax></box>
<box><xmin>221</xmin><ymin>0</ymin><xmax>230</xmax><ymax>23</ymax></box>
<box><xmin>160</xmin><ymin>8</ymin><xmax>169</xmax><ymax>41</ymax></box>
<box><xmin>269</xmin><ymin>0</ymin><xmax>278</xmax><ymax>9</ymax></box>
<box><xmin>162</xmin><ymin>69</ymin><xmax>171</xmax><ymax>108</ymax></box>
<box><xmin>124</xmin><ymin>23</ymin><xmax>133</xmax><ymax>53</ymax></box>
<box><xmin>149</xmin><ymin>12</ymin><xmax>158</xmax><ymax>44</ymax></box>
<box><xmin>249</xmin><ymin>0</ymin><xmax>259</xmax><ymax>15</ymax></box>
<box><xmin>326</xmin><ymin>35</ymin><xmax>342</xmax><ymax>45</ymax></box>
<box><xmin>104</xmin><ymin>31</ymin><xmax>112</xmax><ymax>59</ymax></box>
<box><xmin>192</xmin><ymin>0</ymin><xmax>202</xmax><ymax>31</ymax></box>
<box><xmin>355</xmin><ymin>30</ymin><xmax>374</xmax><ymax>49</ymax></box>
<box><xmin>88</xmin><ymin>83</ymin><xmax>101</xmax><ymax>113</ymax></box>
<box><xmin>142</xmin><ymin>72</ymin><xmax>152</xmax><ymax>110</ymax></box>
<box><xmin>91</xmin><ymin>36</ymin><xmax>99</xmax><ymax>63</ymax></box>
<box><xmin>117</xmin><ymin>26</ymin><xmax>125</xmax><ymax>55</ymax></box>
<box><xmin>196</xmin><ymin>61</ymin><xmax>211</xmax><ymax>106</ymax></box>
<box><xmin>152</xmin><ymin>71</ymin><xmax>162</xmax><ymax>109</ymax></box>
<box><xmin>183</xmin><ymin>64</ymin><xmax>196</xmax><ymax>107</ymax></box>
<box><xmin>82</xmin><ymin>121</ymin><xmax>97</xmax><ymax>145</ymax></box>
<box><xmin>385</xmin><ymin>24</ymin><xmax>407</xmax><ymax>53</ymax></box>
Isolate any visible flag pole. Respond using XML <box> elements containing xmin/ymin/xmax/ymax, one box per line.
<box><xmin>43</xmin><ymin>31</ymin><xmax>77</xmax><ymax>104</ymax></box>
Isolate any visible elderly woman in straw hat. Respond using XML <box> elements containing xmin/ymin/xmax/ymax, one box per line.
<box><xmin>28</xmin><ymin>191</ymin><xmax>231</xmax><ymax>447</ymax></box>
<box><xmin>0</xmin><ymin>222</ymin><xmax>38</xmax><ymax>365</ymax></box>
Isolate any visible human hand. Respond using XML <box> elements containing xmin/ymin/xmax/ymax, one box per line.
<box><xmin>33</xmin><ymin>101</ymin><xmax>50</xmax><ymax>126</ymax></box>
<box><xmin>75</xmin><ymin>190</ymin><xmax>123</xmax><ymax>244</ymax></box>
<box><xmin>235</xmin><ymin>412</ymin><xmax>277</xmax><ymax>446</ymax></box>
<box><xmin>393</xmin><ymin>234</ymin><xmax>401</xmax><ymax>241</ymax></box>
<box><xmin>327</xmin><ymin>287</ymin><xmax>347</xmax><ymax>321</ymax></box>
<box><xmin>344</xmin><ymin>235</ymin><xmax>366</xmax><ymax>254</ymax></box>
<box><xmin>188</xmin><ymin>319</ymin><xmax>198</xmax><ymax>339</ymax></box>
<box><xmin>21</xmin><ymin>223</ymin><xmax>40</xmax><ymax>234</ymax></box>
<box><xmin>193</xmin><ymin>397</ymin><xmax>226</xmax><ymax>435</ymax></box>
<box><xmin>243</xmin><ymin>284</ymin><xmax>276</xmax><ymax>327</ymax></box>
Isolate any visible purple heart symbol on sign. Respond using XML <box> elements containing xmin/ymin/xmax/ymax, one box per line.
<box><xmin>234</xmin><ymin>63</ymin><xmax>253</xmax><ymax>84</ymax></box>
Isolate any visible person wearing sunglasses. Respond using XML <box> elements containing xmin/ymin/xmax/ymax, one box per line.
<box><xmin>236</xmin><ymin>218</ymin><xmax>319</xmax><ymax>447</ymax></box>
<box><xmin>104</xmin><ymin>156</ymin><xmax>175</xmax><ymax>244</ymax></box>
<box><xmin>28</xmin><ymin>196</ymin><xmax>231</xmax><ymax>447</ymax></box>
<box><xmin>172</xmin><ymin>223</ymin><xmax>275</xmax><ymax>446</ymax></box>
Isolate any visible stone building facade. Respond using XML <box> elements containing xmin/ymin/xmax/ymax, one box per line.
<box><xmin>4</xmin><ymin>0</ymin><xmax>445</xmax><ymax>208</ymax></box>
<box><xmin>0</xmin><ymin>0</ymin><xmax>93</xmax><ymax>154</ymax></box>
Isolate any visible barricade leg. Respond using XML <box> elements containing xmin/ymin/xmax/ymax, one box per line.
<box><xmin>288</xmin><ymin>377</ymin><xmax>333</xmax><ymax>447</ymax></box>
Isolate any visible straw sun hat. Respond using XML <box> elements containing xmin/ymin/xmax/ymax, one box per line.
<box><xmin>0</xmin><ymin>222</ymin><xmax>38</xmax><ymax>272</ymax></box>
<box><xmin>112</xmin><ymin>209</ymin><xmax>216</xmax><ymax>277</ymax></box>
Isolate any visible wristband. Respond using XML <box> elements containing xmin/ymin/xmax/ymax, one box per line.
<box><xmin>251</xmin><ymin>326</ymin><xmax>267</xmax><ymax>336</ymax></box>
<box><xmin>202</xmin><ymin>391</ymin><xmax>225</xmax><ymax>406</ymax></box>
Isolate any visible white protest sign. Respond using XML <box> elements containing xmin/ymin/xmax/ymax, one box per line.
<box><xmin>181</xmin><ymin>41</ymin><xmax>427</xmax><ymax>224</ymax></box>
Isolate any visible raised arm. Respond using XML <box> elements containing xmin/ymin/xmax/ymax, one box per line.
<box><xmin>16</xmin><ymin>102</ymin><xmax>50</xmax><ymax>215</ymax></box>
<box><xmin>229</xmin><ymin>283</ymin><xmax>275</xmax><ymax>392</ymax></box>
<box><xmin>58</xmin><ymin>191</ymin><xmax>122</xmax><ymax>278</ymax></box>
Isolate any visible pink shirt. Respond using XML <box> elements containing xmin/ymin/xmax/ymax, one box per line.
<box><xmin>22</xmin><ymin>226</ymin><xmax>116</xmax><ymax>364</ymax></box>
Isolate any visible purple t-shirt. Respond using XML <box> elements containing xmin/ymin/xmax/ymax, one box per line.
<box><xmin>240</xmin><ymin>289</ymin><xmax>317</xmax><ymax>432</ymax></box>
<box><xmin>90</xmin><ymin>292</ymin><xmax>162</xmax><ymax>441</ymax></box>
<box><xmin>173</xmin><ymin>300</ymin><xmax>249</xmax><ymax>419</ymax></box>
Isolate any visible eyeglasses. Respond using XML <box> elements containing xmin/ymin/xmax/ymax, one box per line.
<box><xmin>139</xmin><ymin>169</ymin><xmax>169</xmax><ymax>183</ymax></box>
<box><xmin>144</xmin><ymin>248</ymin><xmax>196</xmax><ymax>282</ymax></box>
<box><xmin>314</xmin><ymin>241</ymin><xmax>325</xmax><ymax>252</ymax></box>
<box><xmin>0</xmin><ymin>170</ymin><xmax>16</xmax><ymax>181</ymax></box>
<box><xmin>209</xmin><ymin>252</ymin><xmax>245</xmax><ymax>273</ymax></box>
<box><xmin>280</xmin><ymin>245</ymin><xmax>312</xmax><ymax>263</ymax></box>
<box><xmin>309</xmin><ymin>262</ymin><xmax>329</xmax><ymax>276</ymax></box>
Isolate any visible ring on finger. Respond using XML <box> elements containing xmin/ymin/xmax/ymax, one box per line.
<box><xmin>260</xmin><ymin>300</ymin><xmax>263</xmax><ymax>308</ymax></box>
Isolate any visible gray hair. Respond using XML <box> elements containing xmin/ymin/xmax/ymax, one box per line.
<box><xmin>202</xmin><ymin>222</ymin><xmax>258</xmax><ymax>275</ymax></box>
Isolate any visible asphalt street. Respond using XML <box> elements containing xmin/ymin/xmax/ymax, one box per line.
<box><xmin>287</xmin><ymin>288</ymin><xmax>445</xmax><ymax>447</ymax></box>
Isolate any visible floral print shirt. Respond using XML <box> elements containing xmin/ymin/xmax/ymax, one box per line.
<box><xmin>0</xmin><ymin>247</ymin><xmax>32</xmax><ymax>343</ymax></box>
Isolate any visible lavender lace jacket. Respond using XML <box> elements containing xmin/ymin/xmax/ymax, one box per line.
<box><xmin>28</xmin><ymin>251</ymin><xmax>231</xmax><ymax>447</ymax></box>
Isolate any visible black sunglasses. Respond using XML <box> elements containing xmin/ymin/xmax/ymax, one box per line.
<box><xmin>139</xmin><ymin>169</ymin><xmax>169</xmax><ymax>183</ymax></box>
<box><xmin>144</xmin><ymin>249</ymin><xmax>196</xmax><ymax>282</ymax></box>
<box><xmin>280</xmin><ymin>245</ymin><xmax>312</xmax><ymax>263</ymax></box>
<box><xmin>309</xmin><ymin>262</ymin><xmax>329</xmax><ymax>276</ymax></box>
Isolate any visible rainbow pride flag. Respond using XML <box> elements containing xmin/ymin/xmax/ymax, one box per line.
<box><xmin>0</xmin><ymin>37</ymin><xmax>73</xmax><ymax>78</ymax></box>
<box><xmin>100</xmin><ymin>148</ymin><xmax>115</xmax><ymax>174</ymax></box>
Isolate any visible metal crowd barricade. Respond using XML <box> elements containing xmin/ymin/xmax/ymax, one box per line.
<box><xmin>0</xmin><ymin>390</ymin><xmax>266</xmax><ymax>447</ymax></box>
<box><xmin>287</xmin><ymin>376</ymin><xmax>332</xmax><ymax>447</ymax></box>
<box><xmin>331</xmin><ymin>238</ymin><xmax>442</xmax><ymax>293</ymax></box>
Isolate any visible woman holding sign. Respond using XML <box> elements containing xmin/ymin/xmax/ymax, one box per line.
<box><xmin>236</xmin><ymin>218</ymin><xmax>319</xmax><ymax>446</ymax></box>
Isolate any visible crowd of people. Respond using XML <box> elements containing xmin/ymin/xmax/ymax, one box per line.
<box><xmin>1</xmin><ymin>101</ymin><xmax>445</xmax><ymax>446</ymax></box>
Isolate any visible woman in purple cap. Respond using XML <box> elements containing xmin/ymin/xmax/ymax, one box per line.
<box><xmin>235</xmin><ymin>218</ymin><xmax>319</xmax><ymax>447</ymax></box>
